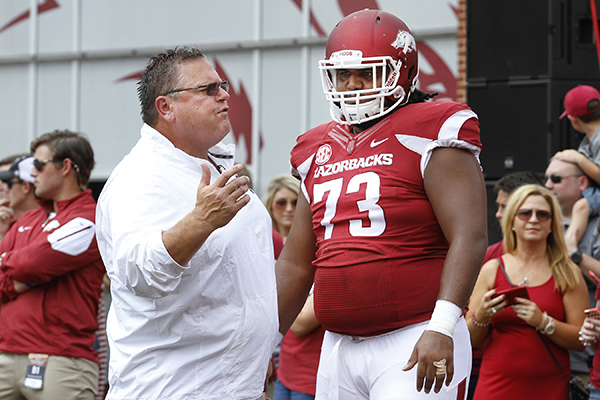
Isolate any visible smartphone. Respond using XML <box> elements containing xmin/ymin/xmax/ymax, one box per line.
<box><xmin>495</xmin><ymin>286</ymin><xmax>529</xmax><ymax>306</ymax></box>
<box><xmin>585</xmin><ymin>308</ymin><xmax>600</xmax><ymax>319</ymax></box>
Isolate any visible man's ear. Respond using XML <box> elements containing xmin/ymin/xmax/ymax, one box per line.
<box><xmin>61</xmin><ymin>158</ymin><xmax>72</xmax><ymax>175</ymax></box>
<box><xmin>22</xmin><ymin>181</ymin><xmax>33</xmax><ymax>194</ymax></box>
<box><xmin>155</xmin><ymin>96</ymin><xmax>176</xmax><ymax>122</ymax></box>
<box><xmin>567</xmin><ymin>115</ymin><xmax>581</xmax><ymax>130</ymax></box>
<box><xmin>578</xmin><ymin>174</ymin><xmax>590</xmax><ymax>191</ymax></box>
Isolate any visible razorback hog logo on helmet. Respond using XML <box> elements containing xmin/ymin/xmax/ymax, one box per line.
<box><xmin>391</xmin><ymin>30</ymin><xmax>416</xmax><ymax>53</ymax></box>
<box><xmin>315</xmin><ymin>144</ymin><xmax>332</xmax><ymax>165</ymax></box>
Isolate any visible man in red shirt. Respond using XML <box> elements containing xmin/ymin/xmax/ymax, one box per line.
<box><xmin>0</xmin><ymin>156</ymin><xmax>40</xmax><ymax>240</ymax></box>
<box><xmin>0</xmin><ymin>130</ymin><xmax>105</xmax><ymax>400</ymax></box>
<box><xmin>484</xmin><ymin>171</ymin><xmax>544</xmax><ymax>264</ymax></box>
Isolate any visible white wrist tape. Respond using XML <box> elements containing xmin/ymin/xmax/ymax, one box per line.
<box><xmin>426</xmin><ymin>300</ymin><xmax>462</xmax><ymax>338</ymax></box>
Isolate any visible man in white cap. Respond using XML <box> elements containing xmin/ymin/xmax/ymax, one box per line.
<box><xmin>0</xmin><ymin>156</ymin><xmax>39</xmax><ymax>239</ymax></box>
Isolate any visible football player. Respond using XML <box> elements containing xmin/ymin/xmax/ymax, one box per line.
<box><xmin>276</xmin><ymin>9</ymin><xmax>487</xmax><ymax>400</ymax></box>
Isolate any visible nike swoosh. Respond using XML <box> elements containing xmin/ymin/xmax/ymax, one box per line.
<box><xmin>18</xmin><ymin>226</ymin><xmax>32</xmax><ymax>232</ymax></box>
<box><xmin>370</xmin><ymin>138</ymin><xmax>389</xmax><ymax>148</ymax></box>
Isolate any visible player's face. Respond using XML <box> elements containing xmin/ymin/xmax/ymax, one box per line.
<box><xmin>512</xmin><ymin>195</ymin><xmax>552</xmax><ymax>243</ymax></box>
<box><xmin>271</xmin><ymin>187</ymin><xmax>297</xmax><ymax>238</ymax></box>
<box><xmin>495</xmin><ymin>190</ymin><xmax>510</xmax><ymax>222</ymax></box>
<box><xmin>335</xmin><ymin>66</ymin><xmax>384</xmax><ymax>98</ymax></box>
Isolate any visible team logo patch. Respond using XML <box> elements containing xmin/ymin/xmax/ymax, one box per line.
<box><xmin>315</xmin><ymin>144</ymin><xmax>332</xmax><ymax>165</ymax></box>
<box><xmin>391</xmin><ymin>30</ymin><xmax>416</xmax><ymax>53</ymax></box>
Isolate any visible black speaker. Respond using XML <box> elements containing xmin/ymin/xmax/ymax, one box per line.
<box><xmin>470</xmin><ymin>79</ymin><xmax>584</xmax><ymax>179</ymax></box>
<box><xmin>467</xmin><ymin>0</ymin><xmax>600</xmax><ymax>83</ymax></box>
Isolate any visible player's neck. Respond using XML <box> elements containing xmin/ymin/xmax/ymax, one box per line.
<box><xmin>351</xmin><ymin>117</ymin><xmax>381</xmax><ymax>135</ymax></box>
<box><xmin>350</xmin><ymin>102</ymin><xmax>400</xmax><ymax>134</ymax></box>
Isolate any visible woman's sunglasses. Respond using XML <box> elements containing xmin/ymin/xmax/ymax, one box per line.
<box><xmin>515</xmin><ymin>209</ymin><xmax>552</xmax><ymax>222</ymax></box>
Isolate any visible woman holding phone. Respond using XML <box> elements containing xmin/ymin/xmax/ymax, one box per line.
<box><xmin>467</xmin><ymin>184</ymin><xmax>588</xmax><ymax>399</ymax></box>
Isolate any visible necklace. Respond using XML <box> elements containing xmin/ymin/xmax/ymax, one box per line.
<box><xmin>516</xmin><ymin>256</ymin><xmax>546</xmax><ymax>286</ymax></box>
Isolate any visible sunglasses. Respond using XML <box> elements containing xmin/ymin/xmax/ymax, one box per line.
<box><xmin>5</xmin><ymin>179</ymin><xmax>22</xmax><ymax>190</ymax></box>
<box><xmin>164</xmin><ymin>80</ymin><xmax>229</xmax><ymax>97</ymax></box>
<box><xmin>33</xmin><ymin>158</ymin><xmax>63</xmax><ymax>172</ymax></box>
<box><xmin>274</xmin><ymin>199</ymin><xmax>297</xmax><ymax>208</ymax></box>
<box><xmin>545</xmin><ymin>174</ymin><xmax>580</xmax><ymax>184</ymax></box>
<box><xmin>516</xmin><ymin>209</ymin><xmax>552</xmax><ymax>222</ymax></box>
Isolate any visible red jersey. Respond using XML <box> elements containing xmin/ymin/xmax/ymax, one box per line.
<box><xmin>0</xmin><ymin>190</ymin><xmax>105</xmax><ymax>363</ymax></box>
<box><xmin>290</xmin><ymin>101</ymin><xmax>481</xmax><ymax>336</ymax></box>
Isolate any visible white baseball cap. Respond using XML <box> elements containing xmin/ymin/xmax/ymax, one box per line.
<box><xmin>0</xmin><ymin>156</ymin><xmax>35</xmax><ymax>184</ymax></box>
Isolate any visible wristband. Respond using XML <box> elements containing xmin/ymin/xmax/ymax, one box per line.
<box><xmin>426</xmin><ymin>300</ymin><xmax>462</xmax><ymax>338</ymax></box>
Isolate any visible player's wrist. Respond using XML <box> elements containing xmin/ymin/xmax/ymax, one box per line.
<box><xmin>426</xmin><ymin>300</ymin><xmax>462</xmax><ymax>338</ymax></box>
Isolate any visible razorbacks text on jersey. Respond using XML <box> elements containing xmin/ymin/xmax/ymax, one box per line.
<box><xmin>290</xmin><ymin>101</ymin><xmax>481</xmax><ymax>336</ymax></box>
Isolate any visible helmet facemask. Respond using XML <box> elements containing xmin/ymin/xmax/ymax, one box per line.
<box><xmin>319</xmin><ymin>50</ymin><xmax>412</xmax><ymax>125</ymax></box>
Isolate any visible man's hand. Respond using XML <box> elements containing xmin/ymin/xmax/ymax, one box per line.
<box><xmin>13</xmin><ymin>280</ymin><xmax>30</xmax><ymax>293</ymax></box>
<box><xmin>262</xmin><ymin>355</ymin><xmax>275</xmax><ymax>400</ymax></box>
<box><xmin>162</xmin><ymin>163</ymin><xmax>252</xmax><ymax>266</ymax></box>
<box><xmin>403</xmin><ymin>330</ymin><xmax>454</xmax><ymax>394</ymax></box>
<box><xmin>191</xmin><ymin>163</ymin><xmax>251</xmax><ymax>232</ymax></box>
<box><xmin>0</xmin><ymin>198</ymin><xmax>14</xmax><ymax>239</ymax></box>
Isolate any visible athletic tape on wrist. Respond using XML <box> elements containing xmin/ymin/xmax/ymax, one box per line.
<box><xmin>426</xmin><ymin>300</ymin><xmax>462</xmax><ymax>338</ymax></box>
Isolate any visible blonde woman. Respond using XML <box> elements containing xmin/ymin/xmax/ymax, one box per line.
<box><xmin>467</xmin><ymin>184</ymin><xmax>588</xmax><ymax>400</ymax></box>
<box><xmin>263</xmin><ymin>174</ymin><xmax>300</xmax><ymax>242</ymax></box>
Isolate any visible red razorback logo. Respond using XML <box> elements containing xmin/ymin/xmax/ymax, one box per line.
<box><xmin>0</xmin><ymin>0</ymin><xmax>60</xmax><ymax>34</ymax></box>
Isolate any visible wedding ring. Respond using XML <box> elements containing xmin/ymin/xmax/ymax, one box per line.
<box><xmin>433</xmin><ymin>359</ymin><xmax>447</xmax><ymax>375</ymax></box>
<box><xmin>491</xmin><ymin>307</ymin><xmax>497</xmax><ymax>314</ymax></box>
<box><xmin>522</xmin><ymin>310</ymin><xmax>527</xmax><ymax>316</ymax></box>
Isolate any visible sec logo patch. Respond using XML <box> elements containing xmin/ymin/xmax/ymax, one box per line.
<box><xmin>315</xmin><ymin>144</ymin><xmax>332</xmax><ymax>165</ymax></box>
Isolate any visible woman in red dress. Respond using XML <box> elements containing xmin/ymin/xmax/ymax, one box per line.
<box><xmin>467</xmin><ymin>184</ymin><xmax>588</xmax><ymax>400</ymax></box>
